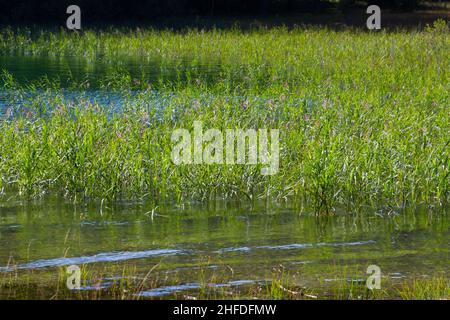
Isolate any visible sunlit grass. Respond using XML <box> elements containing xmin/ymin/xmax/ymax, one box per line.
<box><xmin>0</xmin><ymin>22</ymin><xmax>449</xmax><ymax>213</ymax></box>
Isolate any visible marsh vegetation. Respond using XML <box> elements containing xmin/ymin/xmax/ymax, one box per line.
<box><xmin>0</xmin><ymin>21</ymin><xmax>448</xmax><ymax>299</ymax></box>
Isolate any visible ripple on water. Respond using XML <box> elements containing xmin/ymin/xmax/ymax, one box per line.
<box><xmin>0</xmin><ymin>249</ymin><xmax>186</xmax><ymax>272</ymax></box>
<box><xmin>0</xmin><ymin>240</ymin><xmax>376</xmax><ymax>272</ymax></box>
<box><xmin>137</xmin><ymin>279</ymin><xmax>260</xmax><ymax>297</ymax></box>
<box><xmin>216</xmin><ymin>240</ymin><xmax>376</xmax><ymax>253</ymax></box>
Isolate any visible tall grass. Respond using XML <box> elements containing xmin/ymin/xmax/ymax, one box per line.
<box><xmin>0</xmin><ymin>22</ymin><xmax>448</xmax><ymax>211</ymax></box>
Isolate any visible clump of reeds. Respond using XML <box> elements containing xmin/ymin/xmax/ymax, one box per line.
<box><xmin>0</xmin><ymin>24</ymin><xmax>448</xmax><ymax>212</ymax></box>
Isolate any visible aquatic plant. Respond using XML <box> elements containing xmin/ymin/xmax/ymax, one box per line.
<box><xmin>1</xmin><ymin>260</ymin><xmax>448</xmax><ymax>300</ymax></box>
<box><xmin>0</xmin><ymin>26</ymin><xmax>448</xmax><ymax>213</ymax></box>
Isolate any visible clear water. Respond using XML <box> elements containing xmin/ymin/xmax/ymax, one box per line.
<box><xmin>0</xmin><ymin>194</ymin><xmax>448</xmax><ymax>297</ymax></box>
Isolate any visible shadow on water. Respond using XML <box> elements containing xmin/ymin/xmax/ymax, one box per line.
<box><xmin>0</xmin><ymin>55</ymin><xmax>223</xmax><ymax>89</ymax></box>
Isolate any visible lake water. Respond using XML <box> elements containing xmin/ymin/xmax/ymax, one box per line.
<box><xmin>0</xmin><ymin>55</ymin><xmax>448</xmax><ymax>299</ymax></box>
<box><xmin>0</xmin><ymin>193</ymin><xmax>448</xmax><ymax>298</ymax></box>
<box><xmin>0</xmin><ymin>54</ymin><xmax>222</xmax><ymax>88</ymax></box>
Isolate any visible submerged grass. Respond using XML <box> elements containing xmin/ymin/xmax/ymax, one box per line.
<box><xmin>1</xmin><ymin>261</ymin><xmax>448</xmax><ymax>300</ymax></box>
<box><xmin>0</xmin><ymin>22</ymin><xmax>449</xmax><ymax>212</ymax></box>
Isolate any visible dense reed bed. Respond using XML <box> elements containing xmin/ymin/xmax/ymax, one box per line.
<box><xmin>0</xmin><ymin>22</ymin><xmax>449</xmax><ymax>211</ymax></box>
<box><xmin>1</xmin><ymin>21</ymin><xmax>449</xmax><ymax>92</ymax></box>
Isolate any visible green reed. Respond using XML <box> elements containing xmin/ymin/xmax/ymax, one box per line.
<box><xmin>0</xmin><ymin>22</ymin><xmax>449</xmax><ymax>212</ymax></box>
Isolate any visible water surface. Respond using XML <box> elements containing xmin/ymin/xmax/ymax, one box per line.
<box><xmin>0</xmin><ymin>194</ymin><xmax>448</xmax><ymax>297</ymax></box>
<box><xmin>0</xmin><ymin>54</ymin><xmax>222</xmax><ymax>88</ymax></box>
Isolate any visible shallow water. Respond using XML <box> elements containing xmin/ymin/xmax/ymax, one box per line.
<box><xmin>0</xmin><ymin>194</ymin><xmax>448</xmax><ymax>298</ymax></box>
<box><xmin>0</xmin><ymin>54</ymin><xmax>218</xmax><ymax>113</ymax></box>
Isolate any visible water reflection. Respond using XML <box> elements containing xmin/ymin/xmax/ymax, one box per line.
<box><xmin>0</xmin><ymin>55</ymin><xmax>222</xmax><ymax>88</ymax></box>
<box><xmin>0</xmin><ymin>195</ymin><xmax>448</xmax><ymax>292</ymax></box>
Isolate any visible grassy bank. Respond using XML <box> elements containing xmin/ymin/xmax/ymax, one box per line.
<box><xmin>0</xmin><ymin>23</ymin><xmax>449</xmax><ymax>211</ymax></box>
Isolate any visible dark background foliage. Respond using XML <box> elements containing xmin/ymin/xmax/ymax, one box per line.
<box><xmin>0</xmin><ymin>0</ymin><xmax>447</xmax><ymax>25</ymax></box>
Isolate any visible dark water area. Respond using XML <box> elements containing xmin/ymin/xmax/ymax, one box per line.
<box><xmin>0</xmin><ymin>54</ymin><xmax>222</xmax><ymax>88</ymax></box>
